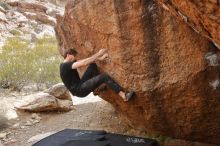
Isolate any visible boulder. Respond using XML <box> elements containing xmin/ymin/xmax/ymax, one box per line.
<box><xmin>6</xmin><ymin>1</ymin><xmax>62</xmax><ymax>26</ymax></box>
<box><xmin>33</xmin><ymin>24</ymin><xmax>55</xmax><ymax>38</ymax></box>
<box><xmin>0</xmin><ymin>6</ymin><xmax>6</xmax><ymax>14</ymax></box>
<box><xmin>158</xmin><ymin>0</ymin><xmax>220</xmax><ymax>48</ymax></box>
<box><xmin>7</xmin><ymin>2</ymin><xmax>47</xmax><ymax>13</ymax></box>
<box><xmin>55</xmin><ymin>0</ymin><xmax>220</xmax><ymax>144</ymax></box>
<box><xmin>163</xmin><ymin>139</ymin><xmax>218</xmax><ymax>146</ymax></box>
<box><xmin>0</xmin><ymin>113</ymin><xmax>8</xmax><ymax>131</ymax></box>
<box><xmin>7</xmin><ymin>11</ymin><xmax>28</xmax><ymax>23</ymax></box>
<box><xmin>47</xmin><ymin>0</ymin><xmax>68</xmax><ymax>6</ymax></box>
<box><xmin>14</xmin><ymin>92</ymin><xmax>73</xmax><ymax>112</ymax></box>
<box><xmin>46</xmin><ymin>8</ymin><xmax>59</xmax><ymax>17</ymax></box>
<box><xmin>44</xmin><ymin>83</ymin><xmax>72</xmax><ymax>100</ymax></box>
<box><xmin>23</xmin><ymin>12</ymin><xmax>56</xmax><ymax>26</ymax></box>
<box><xmin>0</xmin><ymin>132</ymin><xmax>7</xmax><ymax>139</ymax></box>
<box><xmin>0</xmin><ymin>11</ymin><xmax>7</xmax><ymax>23</ymax></box>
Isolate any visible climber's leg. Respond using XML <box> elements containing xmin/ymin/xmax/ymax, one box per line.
<box><xmin>75</xmin><ymin>73</ymin><xmax>122</xmax><ymax>97</ymax></box>
<box><xmin>75</xmin><ymin>73</ymin><xmax>135</xmax><ymax>101</ymax></box>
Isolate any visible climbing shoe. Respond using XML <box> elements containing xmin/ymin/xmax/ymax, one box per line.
<box><xmin>124</xmin><ymin>91</ymin><xmax>135</xmax><ymax>102</ymax></box>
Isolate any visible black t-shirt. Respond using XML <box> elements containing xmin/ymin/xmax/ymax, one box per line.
<box><xmin>60</xmin><ymin>61</ymin><xmax>80</xmax><ymax>94</ymax></box>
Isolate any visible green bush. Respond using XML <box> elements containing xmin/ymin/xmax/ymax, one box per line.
<box><xmin>0</xmin><ymin>36</ymin><xmax>62</xmax><ymax>90</ymax></box>
<box><xmin>9</xmin><ymin>29</ymin><xmax>22</xmax><ymax>36</ymax></box>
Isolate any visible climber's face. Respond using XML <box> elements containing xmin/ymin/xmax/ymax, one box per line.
<box><xmin>67</xmin><ymin>54</ymin><xmax>76</xmax><ymax>61</ymax></box>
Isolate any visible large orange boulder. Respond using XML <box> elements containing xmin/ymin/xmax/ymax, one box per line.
<box><xmin>158</xmin><ymin>0</ymin><xmax>220</xmax><ymax>48</ymax></box>
<box><xmin>55</xmin><ymin>0</ymin><xmax>220</xmax><ymax>144</ymax></box>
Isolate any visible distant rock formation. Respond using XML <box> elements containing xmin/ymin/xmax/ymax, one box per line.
<box><xmin>0</xmin><ymin>0</ymin><xmax>64</xmax><ymax>50</ymax></box>
<box><xmin>55</xmin><ymin>0</ymin><xmax>220</xmax><ymax>144</ymax></box>
<box><xmin>7</xmin><ymin>1</ymin><xmax>64</xmax><ymax>26</ymax></box>
<box><xmin>47</xmin><ymin>0</ymin><xmax>68</xmax><ymax>6</ymax></box>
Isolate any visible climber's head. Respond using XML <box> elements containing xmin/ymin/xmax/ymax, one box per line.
<box><xmin>64</xmin><ymin>48</ymin><xmax>78</xmax><ymax>61</ymax></box>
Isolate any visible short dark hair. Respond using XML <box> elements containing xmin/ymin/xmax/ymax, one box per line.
<box><xmin>64</xmin><ymin>48</ymin><xmax>78</xmax><ymax>58</ymax></box>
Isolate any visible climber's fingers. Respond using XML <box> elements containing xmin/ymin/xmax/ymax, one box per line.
<box><xmin>98</xmin><ymin>53</ymin><xmax>109</xmax><ymax>61</ymax></box>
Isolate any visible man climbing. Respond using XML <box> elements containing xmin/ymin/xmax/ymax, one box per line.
<box><xmin>60</xmin><ymin>48</ymin><xmax>134</xmax><ymax>101</ymax></box>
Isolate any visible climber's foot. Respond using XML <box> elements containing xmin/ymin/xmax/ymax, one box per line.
<box><xmin>124</xmin><ymin>91</ymin><xmax>135</xmax><ymax>102</ymax></box>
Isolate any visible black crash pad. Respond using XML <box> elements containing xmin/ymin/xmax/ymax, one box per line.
<box><xmin>33</xmin><ymin>129</ymin><xmax>158</xmax><ymax>146</ymax></box>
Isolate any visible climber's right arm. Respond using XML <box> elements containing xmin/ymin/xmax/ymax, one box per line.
<box><xmin>71</xmin><ymin>49</ymin><xmax>107</xmax><ymax>69</ymax></box>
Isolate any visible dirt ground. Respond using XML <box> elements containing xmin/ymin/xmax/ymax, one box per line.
<box><xmin>0</xmin><ymin>89</ymin><xmax>216</xmax><ymax>146</ymax></box>
<box><xmin>0</xmin><ymin>89</ymin><xmax>147</xmax><ymax>146</ymax></box>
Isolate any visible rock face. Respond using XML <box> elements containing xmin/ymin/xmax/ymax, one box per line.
<box><xmin>14</xmin><ymin>92</ymin><xmax>73</xmax><ymax>112</ymax></box>
<box><xmin>44</xmin><ymin>83</ymin><xmax>72</xmax><ymax>100</ymax></box>
<box><xmin>7</xmin><ymin>1</ymin><xmax>64</xmax><ymax>26</ymax></box>
<box><xmin>158</xmin><ymin>0</ymin><xmax>220</xmax><ymax>48</ymax></box>
<box><xmin>55</xmin><ymin>0</ymin><xmax>220</xmax><ymax>144</ymax></box>
<box><xmin>163</xmin><ymin>139</ymin><xmax>218</xmax><ymax>146</ymax></box>
<box><xmin>14</xmin><ymin>83</ymin><xmax>73</xmax><ymax>112</ymax></box>
<box><xmin>0</xmin><ymin>1</ymin><xmax>64</xmax><ymax>52</ymax></box>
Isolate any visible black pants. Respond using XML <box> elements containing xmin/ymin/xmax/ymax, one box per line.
<box><xmin>75</xmin><ymin>63</ymin><xmax>122</xmax><ymax>97</ymax></box>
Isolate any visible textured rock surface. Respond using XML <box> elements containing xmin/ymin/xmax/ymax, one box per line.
<box><xmin>158</xmin><ymin>0</ymin><xmax>220</xmax><ymax>48</ymax></box>
<box><xmin>163</xmin><ymin>139</ymin><xmax>218</xmax><ymax>146</ymax></box>
<box><xmin>0</xmin><ymin>1</ymin><xmax>64</xmax><ymax>51</ymax></box>
<box><xmin>14</xmin><ymin>92</ymin><xmax>73</xmax><ymax>112</ymax></box>
<box><xmin>55</xmin><ymin>0</ymin><xmax>220</xmax><ymax>144</ymax></box>
<box><xmin>7</xmin><ymin>1</ymin><xmax>64</xmax><ymax>26</ymax></box>
<box><xmin>45</xmin><ymin>83</ymin><xmax>72</xmax><ymax>100</ymax></box>
<box><xmin>0</xmin><ymin>11</ymin><xmax>7</xmax><ymax>23</ymax></box>
<box><xmin>47</xmin><ymin>0</ymin><xmax>68</xmax><ymax>6</ymax></box>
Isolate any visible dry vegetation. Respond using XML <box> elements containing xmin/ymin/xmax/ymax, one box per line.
<box><xmin>0</xmin><ymin>36</ymin><xmax>62</xmax><ymax>90</ymax></box>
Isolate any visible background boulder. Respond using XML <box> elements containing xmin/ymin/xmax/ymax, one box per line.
<box><xmin>44</xmin><ymin>83</ymin><xmax>72</xmax><ymax>100</ymax></box>
<box><xmin>14</xmin><ymin>92</ymin><xmax>73</xmax><ymax>112</ymax></box>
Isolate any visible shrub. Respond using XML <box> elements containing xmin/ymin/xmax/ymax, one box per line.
<box><xmin>9</xmin><ymin>29</ymin><xmax>22</xmax><ymax>36</ymax></box>
<box><xmin>0</xmin><ymin>36</ymin><xmax>62</xmax><ymax>90</ymax></box>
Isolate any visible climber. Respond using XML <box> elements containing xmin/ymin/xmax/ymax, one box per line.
<box><xmin>60</xmin><ymin>48</ymin><xmax>135</xmax><ymax>101</ymax></box>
